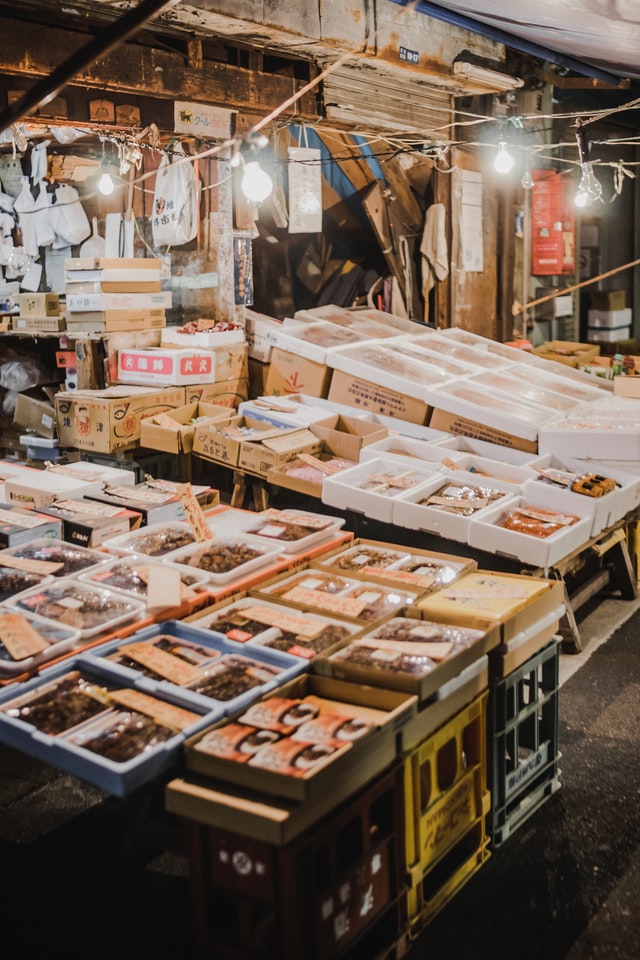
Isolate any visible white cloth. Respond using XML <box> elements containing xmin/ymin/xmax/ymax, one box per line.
<box><xmin>49</xmin><ymin>183</ymin><xmax>91</xmax><ymax>247</ymax></box>
<box><xmin>420</xmin><ymin>202</ymin><xmax>449</xmax><ymax>296</ymax></box>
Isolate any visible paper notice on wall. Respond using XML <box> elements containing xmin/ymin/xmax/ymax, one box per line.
<box><xmin>460</xmin><ymin>170</ymin><xmax>484</xmax><ymax>273</ymax></box>
<box><xmin>287</xmin><ymin>146</ymin><xmax>322</xmax><ymax>234</ymax></box>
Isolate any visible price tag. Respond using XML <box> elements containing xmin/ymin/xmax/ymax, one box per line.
<box><xmin>118</xmin><ymin>641</ymin><xmax>201</xmax><ymax>685</ymax></box>
<box><xmin>0</xmin><ymin>612</ymin><xmax>50</xmax><ymax>659</ymax></box>
<box><xmin>282</xmin><ymin>586</ymin><xmax>368</xmax><ymax>618</ymax></box>
<box><xmin>242</xmin><ymin>604</ymin><xmax>325</xmax><ymax>639</ymax></box>
<box><xmin>143</xmin><ymin>564</ymin><xmax>186</xmax><ymax>611</ymax></box>
<box><xmin>176</xmin><ymin>482</ymin><xmax>214</xmax><ymax>542</ymax></box>
<box><xmin>0</xmin><ymin>554</ymin><xmax>63</xmax><ymax>576</ymax></box>
<box><xmin>109</xmin><ymin>688</ymin><xmax>200</xmax><ymax>731</ymax></box>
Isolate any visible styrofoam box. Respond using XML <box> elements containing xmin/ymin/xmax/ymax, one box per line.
<box><xmin>358</xmin><ymin>435</ymin><xmax>463</xmax><ymax>472</ymax></box>
<box><xmin>587</xmin><ymin>326</ymin><xmax>631</xmax><ymax>343</ymax></box>
<box><xmin>435</xmin><ymin>434</ymin><xmax>541</xmax><ymax>466</ymax></box>
<box><xmin>161</xmin><ymin>327</ymin><xmax>245</xmax><ymax>348</ymax></box>
<box><xmin>525</xmin><ymin>354</ymin><xmax>614</xmax><ymax>394</ymax></box>
<box><xmin>237</xmin><ymin>397</ymin><xmax>337</xmax><ymax>429</ymax></box>
<box><xmin>503</xmin><ymin>362</ymin><xmax>608</xmax><ymax>406</ymax></box>
<box><xmin>169</xmin><ymin>536</ymin><xmax>281</xmax><ymax>585</ymax></box>
<box><xmin>0</xmin><ymin>654</ymin><xmax>224</xmax><ymax>796</ymax></box>
<box><xmin>101</xmin><ymin>521</ymin><xmax>196</xmax><ymax>558</ymax></box>
<box><xmin>189</xmin><ymin>596</ymin><xmax>363</xmax><ymax>659</ymax></box>
<box><xmin>321</xmin><ymin>458</ymin><xmax>439</xmax><ymax>524</ymax></box>
<box><xmin>4</xmin><ymin>577</ymin><xmax>146</xmax><ymax>640</ymax></box>
<box><xmin>524</xmin><ymin>454</ymin><xmax>640</xmax><ymax>534</ymax></box>
<box><xmin>427</xmin><ymin>381</ymin><xmax>561</xmax><ymax>443</ymax></box>
<box><xmin>3</xmin><ymin>470</ymin><xmax>105</xmax><ymax>508</ymax></box>
<box><xmin>326</xmin><ymin>340</ymin><xmax>455</xmax><ymax>402</ymax></box>
<box><xmin>464</xmin><ymin>370</ymin><xmax>587</xmax><ymax>416</ymax></box>
<box><xmin>293</xmin><ymin>305</ymin><xmax>417</xmax><ymax>334</ymax></box>
<box><xmin>587</xmin><ymin>307</ymin><xmax>632</xmax><ymax>329</ymax></box>
<box><xmin>411</xmin><ymin>332</ymin><xmax>515</xmax><ymax>371</ymax></box>
<box><xmin>378</xmin><ymin>338</ymin><xmax>479</xmax><ymax>380</ymax></box>
<box><xmin>0</xmin><ymin>609</ymin><xmax>81</xmax><ymax>678</ymax></box>
<box><xmin>392</xmin><ymin>475</ymin><xmax>520</xmax><ymax>544</ymax></box>
<box><xmin>439</xmin><ymin>327</ymin><xmax>539</xmax><ymax>364</ymax></box>
<box><xmin>442</xmin><ymin>455</ymin><xmax>536</xmax><ymax>490</ymax></box>
<box><xmin>85</xmin><ymin>619</ymin><xmax>307</xmax><ymax>715</ymax></box>
<box><xmin>267</xmin><ymin>320</ymin><xmax>369</xmax><ymax>363</ymax></box>
<box><xmin>538</xmin><ymin>407</ymin><xmax>640</xmax><ymax>461</ymax></box>
<box><xmin>467</xmin><ymin>494</ymin><xmax>593</xmax><ymax>569</ymax></box>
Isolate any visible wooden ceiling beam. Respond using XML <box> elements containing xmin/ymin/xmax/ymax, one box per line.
<box><xmin>0</xmin><ymin>17</ymin><xmax>321</xmax><ymax>122</ymax></box>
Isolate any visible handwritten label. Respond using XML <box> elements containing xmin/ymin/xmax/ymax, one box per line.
<box><xmin>282</xmin><ymin>586</ymin><xmax>368</xmax><ymax>618</ymax></box>
<box><xmin>176</xmin><ymin>482</ymin><xmax>214</xmax><ymax>542</ymax></box>
<box><xmin>109</xmin><ymin>688</ymin><xmax>200</xmax><ymax>731</ymax></box>
<box><xmin>118</xmin><ymin>641</ymin><xmax>201</xmax><ymax>685</ymax></box>
<box><xmin>263</xmin><ymin>508</ymin><xmax>333</xmax><ymax>531</ymax></box>
<box><xmin>241</xmin><ymin>604</ymin><xmax>325</xmax><ymax>639</ymax></box>
<box><xmin>0</xmin><ymin>612</ymin><xmax>50</xmax><ymax>659</ymax></box>
<box><xmin>51</xmin><ymin>499</ymin><xmax>125</xmax><ymax>518</ymax></box>
<box><xmin>104</xmin><ymin>485</ymin><xmax>173</xmax><ymax>504</ymax></box>
<box><xmin>0</xmin><ymin>511</ymin><xmax>56</xmax><ymax>529</ymax></box>
<box><xmin>297</xmin><ymin>454</ymin><xmax>343</xmax><ymax>476</ymax></box>
<box><xmin>361</xmin><ymin>566</ymin><xmax>435</xmax><ymax>588</ymax></box>
<box><xmin>0</xmin><ymin>554</ymin><xmax>63</xmax><ymax>576</ymax></box>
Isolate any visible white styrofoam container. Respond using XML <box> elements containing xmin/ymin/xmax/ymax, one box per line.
<box><xmin>321</xmin><ymin>458</ymin><xmax>439</xmax><ymax>524</ymax></box>
<box><xmin>465</xmin><ymin>370</ymin><xmax>587</xmax><ymax>416</ymax></box>
<box><xmin>326</xmin><ymin>340</ymin><xmax>455</xmax><ymax>401</ymax></box>
<box><xmin>411</xmin><ymin>332</ymin><xmax>514</xmax><ymax>371</ymax></box>
<box><xmin>442</xmin><ymin>455</ymin><xmax>536</xmax><ymax>490</ymax></box>
<box><xmin>587</xmin><ymin>307</ymin><xmax>632</xmax><ymax>329</ymax></box>
<box><xmin>434</xmin><ymin>434</ymin><xmax>541</xmax><ymax>466</ymax></box>
<box><xmin>427</xmin><ymin>381</ymin><xmax>560</xmax><ymax>442</ymax></box>
<box><xmin>100</xmin><ymin>521</ymin><xmax>196</xmax><ymax>558</ymax></box>
<box><xmin>538</xmin><ymin>410</ymin><xmax>640</xmax><ymax>461</ymax></box>
<box><xmin>439</xmin><ymin>327</ymin><xmax>539</xmax><ymax>364</ymax></box>
<box><xmin>358</xmin><ymin>435</ymin><xmax>463</xmax><ymax>471</ymax></box>
<box><xmin>266</xmin><ymin>320</ymin><xmax>369</xmax><ymax>362</ymax></box>
<box><xmin>523</xmin><ymin>454</ymin><xmax>640</xmax><ymax>534</ymax></box>
<box><xmin>392</xmin><ymin>476</ymin><xmax>519</xmax><ymax>544</ymax></box>
<box><xmin>237</xmin><ymin>397</ymin><xmax>336</xmax><ymax>429</ymax></box>
<box><xmin>468</xmin><ymin>494</ymin><xmax>593</xmax><ymax>569</ymax></box>
<box><xmin>587</xmin><ymin>326</ymin><xmax>631</xmax><ymax>343</ymax></box>
<box><xmin>525</xmin><ymin>354</ymin><xmax>614</xmax><ymax>394</ymax></box>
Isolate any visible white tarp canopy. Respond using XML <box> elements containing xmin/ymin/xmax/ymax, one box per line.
<box><xmin>392</xmin><ymin>0</ymin><xmax>640</xmax><ymax>83</ymax></box>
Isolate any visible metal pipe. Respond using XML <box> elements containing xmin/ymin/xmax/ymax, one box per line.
<box><xmin>0</xmin><ymin>0</ymin><xmax>181</xmax><ymax>136</ymax></box>
<box><xmin>388</xmin><ymin>0</ymin><xmax>625</xmax><ymax>88</ymax></box>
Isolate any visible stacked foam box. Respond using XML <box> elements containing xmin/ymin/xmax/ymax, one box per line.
<box><xmin>64</xmin><ymin>257</ymin><xmax>170</xmax><ymax>333</ymax></box>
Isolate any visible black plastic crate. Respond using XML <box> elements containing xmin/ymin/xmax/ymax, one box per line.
<box><xmin>488</xmin><ymin>639</ymin><xmax>561</xmax><ymax>846</ymax></box>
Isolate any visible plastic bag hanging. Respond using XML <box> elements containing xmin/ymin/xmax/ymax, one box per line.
<box><xmin>49</xmin><ymin>183</ymin><xmax>91</xmax><ymax>247</ymax></box>
<box><xmin>151</xmin><ymin>143</ymin><xmax>199</xmax><ymax>248</ymax></box>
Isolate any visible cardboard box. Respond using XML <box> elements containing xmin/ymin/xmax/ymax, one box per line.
<box><xmin>590</xmin><ymin>290</ymin><xmax>626</xmax><ymax>311</ymax></box>
<box><xmin>39</xmin><ymin>499</ymin><xmax>142</xmax><ymax>548</ymax></box>
<box><xmin>55</xmin><ymin>386</ymin><xmax>186</xmax><ymax>453</ymax></box>
<box><xmin>65</xmin><ymin>312</ymin><xmax>167</xmax><ymax>334</ymax></box>
<box><xmin>17</xmin><ymin>292</ymin><xmax>60</xmax><ymax>317</ymax></box>
<box><xmin>533</xmin><ymin>340</ymin><xmax>600</xmax><ymax>368</ymax></box>
<box><xmin>139</xmin><ymin>402</ymin><xmax>231</xmax><ymax>455</ymax></box>
<box><xmin>0</xmin><ymin>503</ymin><xmax>62</xmax><ymax>547</ymax></box>
<box><xmin>429</xmin><ymin>408</ymin><xmax>539</xmax><ymax>454</ymax></box>
<box><xmin>310</xmin><ymin>414</ymin><xmax>388</xmax><ymax>461</ymax></box>
<box><xmin>267</xmin><ymin>448</ymin><xmax>357</xmax><ymax>499</ymax></box>
<box><xmin>13</xmin><ymin>389</ymin><xmax>58</xmax><ymax>439</ymax></box>
<box><xmin>87</xmin><ymin>481</ymin><xmax>219</xmax><ymax>526</ymax></box>
<box><xmin>117</xmin><ymin>347</ymin><xmax>217</xmax><ymax>387</ymax></box>
<box><xmin>64</xmin><ymin>257</ymin><xmax>162</xmax><ymax>272</ymax></box>
<box><xmin>158</xmin><ymin>339</ymin><xmax>248</xmax><ymax>383</ymax></box>
<box><xmin>248</xmin><ymin>357</ymin><xmax>269</xmax><ymax>397</ymax></box>
<box><xmin>183</xmin><ymin>673</ymin><xmax>417</xmax><ymax>803</ymax></box>
<box><xmin>238</xmin><ymin>427</ymin><xmax>323</xmax><ymax>478</ymax></box>
<box><xmin>184</xmin><ymin>378</ymin><xmax>249</xmax><ymax>410</ymax></box>
<box><xmin>613</xmin><ymin>375</ymin><xmax>640</xmax><ymax>398</ymax></box>
<box><xmin>328</xmin><ymin>369</ymin><xmax>429</xmax><ymax>425</ymax></box>
<box><xmin>587</xmin><ymin>307</ymin><xmax>632</xmax><ymax>329</ymax></box>
<box><xmin>12</xmin><ymin>315</ymin><xmax>67</xmax><ymax>333</ymax></box>
<box><xmin>66</xmin><ymin>291</ymin><xmax>172</xmax><ymax>313</ymax></box>
<box><xmin>192</xmin><ymin>415</ymin><xmax>297</xmax><ymax>469</ymax></box>
<box><xmin>265</xmin><ymin>348</ymin><xmax>331</xmax><ymax>399</ymax></box>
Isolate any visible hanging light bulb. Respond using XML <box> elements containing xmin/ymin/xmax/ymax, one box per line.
<box><xmin>229</xmin><ymin>141</ymin><xmax>242</xmax><ymax>168</ymax></box>
<box><xmin>98</xmin><ymin>165</ymin><xmax>114</xmax><ymax>196</ymax></box>
<box><xmin>494</xmin><ymin>140</ymin><xmax>515</xmax><ymax>174</ymax></box>
<box><xmin>241</xmin><ymin>160</ymin><xmax>273</xmax><ymax>203</ymax></box>
<box><xmin>521</xmin><ymin>164</ymin><xmax>534</xmax><ymax>190</ymax></box>
<box><xmin>574</xmin><ymin>161</ymin><xmax>603</xmax><ymax>208</ymax></box>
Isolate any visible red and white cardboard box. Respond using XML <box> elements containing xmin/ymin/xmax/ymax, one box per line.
<box><xmin>117</xmin><ymin>347</ymin><xmax>217</xmax><ymax>386</ymax></box>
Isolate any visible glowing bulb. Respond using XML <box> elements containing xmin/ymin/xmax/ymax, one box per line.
<box><xmin>494</xmin><ymin>140</ymin><xmax>514</xmax><ymax>174</ymax></box>
<box><xmin>574</xmin><ymin>162</ymin><xmax>603</xmax><ymax>208</ymax></box>
<box><xmin>241</xmin><ymin>161</ymin><xmax>273</xmax><ymax>203</ymax></box>
<box><xmin>98</xmin><ymin>171</ymin><xmax>114</xmax><ymax>196</ymax></box>
<box><xmin>521</xmin><ymin>169</ymin><xmax>534</xmax><ymax>190</ymax></box>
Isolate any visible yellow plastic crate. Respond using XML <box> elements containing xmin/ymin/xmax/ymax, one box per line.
<box><xmin>402</xmin><ymin>692</ymin><xmax>490</xmax><ymax>929</ymax></box>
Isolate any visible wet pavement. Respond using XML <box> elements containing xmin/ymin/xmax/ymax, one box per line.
<box><xmin>1</xmin><ymin>599</ymin><xmax>639</xmax><ymax>959</ymax></box>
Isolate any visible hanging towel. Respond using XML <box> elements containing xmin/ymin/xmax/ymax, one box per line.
<box><xmin>420</xmin><ymin>202</ymin><xmax>449</xmax><ymax>296</ymax></box>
